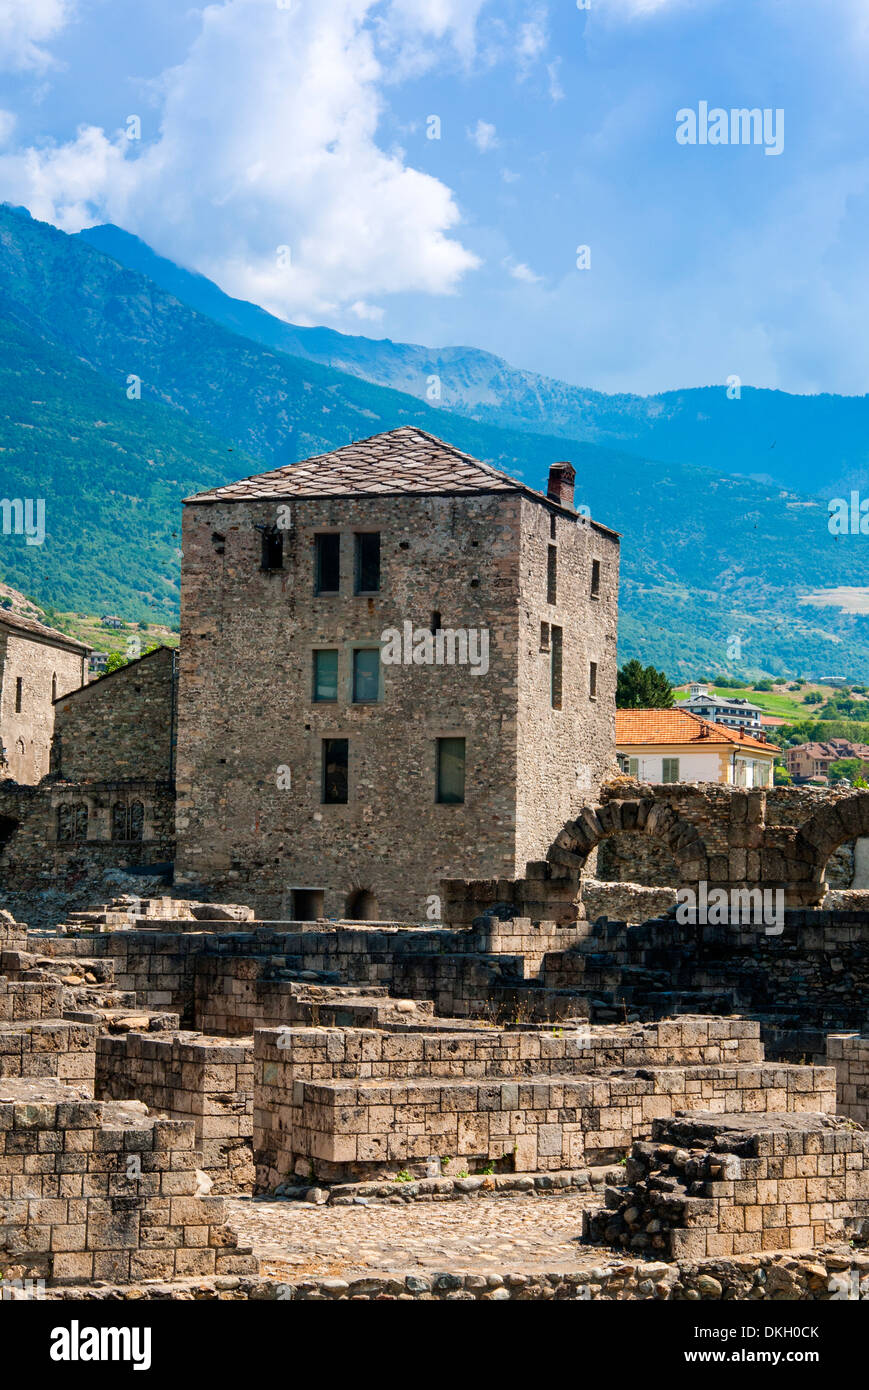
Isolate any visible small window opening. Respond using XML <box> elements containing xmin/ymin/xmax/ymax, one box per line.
<box><xmin>547</xmin><ymin>546</ymin><xmax>557</xmax><ymax>605</ymax></box>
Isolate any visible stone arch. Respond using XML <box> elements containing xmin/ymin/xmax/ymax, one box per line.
<box><xmin>545</xmin><ymin>796</ymin><xmax>709</xmax><ymax>886</ymax></box>
<box><xmin>790</xmin><ymin>793</ymin><xmax>869</xmax><ymax>902</ymax></box>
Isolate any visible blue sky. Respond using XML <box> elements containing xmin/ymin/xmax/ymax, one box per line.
<box><xmin>1</xmin><ymin>0</ymin><xmax>868</xmax><ymax>395</ymax></box>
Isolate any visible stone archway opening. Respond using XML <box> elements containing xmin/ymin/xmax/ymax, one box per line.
<box><xmin>790</xmin><ymin>792</ymin><xmax>869</xmax><ymax>906</ymax></box>
<box><xmin>594</xmin><ymin>830</ymin><xmax>681</xmax><ymax>887</ymax></box>
<box><xmin>345</xmin><ymin>888</ymin><xmax>379</xmax><ymax>921</ymax></box>
<box><xmin>0</xmin><ymin>815</ymin><xmax>19</xmax><ymax>851</ymax></box>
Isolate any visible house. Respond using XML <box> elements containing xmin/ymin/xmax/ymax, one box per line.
<box><xmin>785</xmin><ymin>739</ymin><xmax>869</xmax><ymax>783</ymax></box>
<box><xmin>616</xmin><ymin>708</ymin><xmax>776</xmax><ymax>788</ymax></box>
<box><xmin>89</xmin><ymin>651</ymin><xmax>109</xmax><ymax>676</ymax></box>
<box><xmin>173</xmin><ymin>426</ymin><xmax>621</xmax><ymax>921</ymax></box>
<box><xmin>0</xmin><ymin>610</ymin><xmax>90</xmax><ymax>784</ymax></box>
<box><xmin>679</xmin><ymin>683</ymin><xmax>763</xmax><ymax>731</ymax></box>
<box><xmin>101</xmin><ymin>615</ymin><xmax>124</xmax><ymax>630</ymax></box>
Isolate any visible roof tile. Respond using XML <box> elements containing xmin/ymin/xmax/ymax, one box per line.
<box><xmin>616</xmin><ymin>708</ymin><xmax>773</xmax><ymax>752</ymax></box>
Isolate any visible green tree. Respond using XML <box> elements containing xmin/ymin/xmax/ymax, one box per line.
<box><xmin>616</xmin><ymin>660</ymin><xmax>674</xmax><ymax>709</ymax></box>
<box><xmin>828</xmin><ymin>758</ymin><xmax>866</xmax><ymax>784</ymax></box>
<box><xmin>773</xmin><ymin>763</ymin><xmax>792</xmax><ymax>785</ymax></box>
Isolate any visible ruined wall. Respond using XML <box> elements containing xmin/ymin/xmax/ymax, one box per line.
<box><xmin>253</xmin><ymin>1019</ymin><xmax>834</xmax><ymax>1185</ymax></box>
<box><xmin>96</xmin><ymin>1032</ymin><xmax>253</xmax><ymax>1192</ymax></box>
<box><xmin>586</xmin><ymin>1112</ymin><xmax>869</xmax><ymax>1259</ymax></box>
<box><xmin>0</xmin><ymin>627</ymin><xmax>86</xmax><ymax>784</ymax></box>
<box><xmin>0</xmin><ymin>779</ymin><xmax>175</xmax><ymax>925</ymax></box>
<box><xmin>827</xmin><ymin>1033</ymin><xmax>869</xmax><ymax>1127</ymax></box>
<box><xmin>53</xmin><ymin>645</ymin><xmax>176</xmax><ymax>783</ymax></box>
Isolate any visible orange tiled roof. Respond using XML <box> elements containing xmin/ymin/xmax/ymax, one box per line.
<box><xmin>184</xmin><ymin>426</ymin><xmax>618</xmax><ymax>536</ymax></box>
<box><xmin>616</xmin><ymin>708</ymin><xmax>773</xmax><ymax>753</ymax></box>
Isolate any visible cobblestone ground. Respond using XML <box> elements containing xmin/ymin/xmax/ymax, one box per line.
<box><xmin>227</xmin><ymin>1192</ymin><xmax>608</xmax><ymax>1280</ymax></box>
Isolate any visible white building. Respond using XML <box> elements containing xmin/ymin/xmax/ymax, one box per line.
<box><xmin>616</xmin><ymin>708</ymin><xmax>776</xmax><ymax>788</ymax></box>
<box><xmin>680</xmin><ymin>683</ymin><xmax>763</xmax><ymax>731</ymax></box>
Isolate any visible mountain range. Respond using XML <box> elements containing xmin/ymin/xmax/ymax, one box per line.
<box><xmin>0</xmin><ymin>201</ymin><xmax>867</xmax><ymax>680</ymax></box>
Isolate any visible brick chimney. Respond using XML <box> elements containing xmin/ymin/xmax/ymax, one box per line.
<box><xmin>547</xmin><ymin>461</ymin><xmax>576</xmax><ymax>510</ymax></box>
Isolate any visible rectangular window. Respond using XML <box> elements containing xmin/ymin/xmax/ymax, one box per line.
<box><xmin>436</xmin><ymin>737</ymin><xmax>465</xmax><ymax>804</ymax></box>
<box><xmin>315</xmin><ymin>533</ymin><xmax>340</xmax><ymax>594</ymax></box>
<box><xmin>313</xmin><ymin>650</ymin><xmax>339</xmax><ymax>703</ymax></box>
<box><xmin>261</xmin><ymin>528</ymin><xmax>283</xmax><ymax>570</ymax></box>
<box><xmin>352</xmin><ymin>648</ymin><xmax>380</xmax><ymax>703</ymax></box>
<box><xmin>551</xmin><ymin>626</ymin><xmax>563</xmax><ymax>709</ymax></box>
<box><xmin>589</xmin><ymin>660</ymin><xmax>598</xmax><ymax>700</ymax></box>
<box><xmin>14</xmin><ymin>677</ymin><xmax>22</xmax><ymax>713</ymax></box>
<box><xmin>355</xmin><ymin>532</ymin><xmax>380</xmax><ymax>593</ymax></box>
<box><xmin>547</xmin><ymin>545</ymin><xmax>557</xmax><ymax>605</ymax></box>
<box><xmin>540</xmin><ymin>621</ymin><xmax>550</xmax><ymax>651</ymax></box>
<box><xmin>591</xmin><ymin>559</ymin><xmax>601</xmax><ymax>598</ymax></box>
<box><xmin>628</xmin><ymin>757</ymin><xmax>640</xmax><ymax>777</ymax></box>
<box><xmin>550</xmin><ymin>513</ymin><xmax>557</xmax><ymax>540</ymax></box>
<box><xmin>322</xmin><ymin>738</ymin><xmax>348</xmax><ymax>804</ymax></box>
<box><xmin>662</xmin><ymin>757</ymin><xmax>680</xmax><ymax>783</ymax></box>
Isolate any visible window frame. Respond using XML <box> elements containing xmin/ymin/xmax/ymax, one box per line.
<box><xmin>312</xmin><ymin>648</ymin><xmax>339</xmax><ymax>704</ymax></box>
<box><xmin>322</xmin><ymin>737</ymin><xmax>349</xmax><ymax>805</ymax></box>
<box><xmin>351</xmin><ymin>647</ymin><xmax>381</xmax><ymax>704</ymax></box>
<box><xmin>314</xmin><ymin>532</ymin><xmax>341</xmax><ymax>595</ymax></box>
<box><xmin>436</xmin><ymin>736</ymin><xmax>466</xmax><ymax>805</ymax></box>
<box><xmin>546</xmin><ymin>545</ymin><xmax>558</xmax><ymax>605</ymax></box>
<box><xmin>550</xmin><ymin>626</ymin><xmax>563</xmax><ymax>709</ymax></box>
<box><xmin>354</xmin><ymin>531</ymin><xmax>381</xmax><ymax>595</ymax></box>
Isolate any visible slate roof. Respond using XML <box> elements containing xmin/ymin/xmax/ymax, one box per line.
<box><xmin>0</xmin><ymin>608</ymin><xmax>90</xmax><ymax>653</ymax></box>
<box><xmin>616</xmin><ymin>708</ymin><xmax>773</xmax><ymax>753</ymax></box>
<box><xmin>185</xmin><ymin>427</ymin><xmax>618</xmax><ymax>534</ymax></box>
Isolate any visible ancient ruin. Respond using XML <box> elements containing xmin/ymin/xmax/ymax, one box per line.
<box><xmin>1</xmin><ymin>432</ymin><xmax>869</xmax><ymax>1304</ymax></box>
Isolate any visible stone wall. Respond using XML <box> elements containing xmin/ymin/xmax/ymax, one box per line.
<box><xmin>586</xmin><ymin>1112</ymin><xmax>869</xmax><ymax>1258</ymax></box>
<box><xmin>580</xmin><ymin>877</ymin><xmax>676</xmax><ymax>924</ymax></box>
<box><xmin>0</xmin><ymin>778</ymin><xmax>175</xmax><ymax>927</ymax></box>
<box><xmin>253</xmin><ymin>1018</ymin><xmax>834</xmax><ymax>1186</ymax></box>
<box><xmin>96</xmin><ymin>1031</ymin><xmax>253</xmax><ymax>1192</ymax></box>
<box><xmin>0</xmin><ymin>1079</ymin><xmax>257</xmax><ymax>1284</ymax></box>
<box><xmin>514</xmin><ymin>502</ymin><xmax>619</xmax><ymax>869</ymax></box>
<box><xmin>175</xmin><ymin>487</ymin><xmax>617</xmax><ymax>922</ymax></box>
<box><xmin>0</xmin><ymin>623</ymin><xmax>87</xmax><ymax>785</ymax></box>
<box><xmin>53</xmin><ymin>645</ymin><xmax>176</xmax><ymax>783</ymax></box>
<box><xmin>826</xmin><ymin>1032</ymin><xmax>869</xmax><ymax>1127</ymax></box>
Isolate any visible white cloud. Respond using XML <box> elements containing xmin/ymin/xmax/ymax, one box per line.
<box><xmin>349</xmin><ymin>299</ymin><xmax>385</xmax><ymax>322</ymax></box>
<box><xmin>469</xmin><ymin>119</ymin><xmax>498</xmax><ymax>152</ymax></box>
<box><xmin>547</xmin><ymin>60</ymin><xmax>564</xmax><ymax>103</ymax></box>
<box><xmin>598</xmin><ymin>0</ymin><xmax>706</xmax><ymax>17</ymax></box>
<box><xmin>0</xmin><ymin>0</ymin><xmax>481</xmax><ymax>327</ymax></box>
<box><xmin>517</xmin><ymin>9</ymin><xmax>548</xmax><ymax>72</ymax></box>
<box><xmin>504</xmin><ymin>257</ymin><xmax>542</xmax><ymax>284</ymax></box>
<box><xmin>0</xmin><ymin>0</ymin><xmax>75</xmax><ymax>73</ymax></box>
<box><xmin>0</xmin><ymin>112</ymin><xmax>17</xmax><ymax>147</ymax></box>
